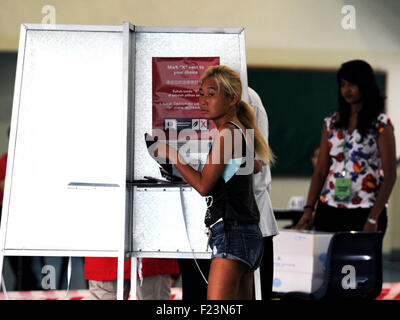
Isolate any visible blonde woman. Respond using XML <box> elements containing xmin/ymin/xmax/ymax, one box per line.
<box><xmin>149</xmin><ymin>65</ymin><xmax>274</xmax><ymax>300</ymax></box>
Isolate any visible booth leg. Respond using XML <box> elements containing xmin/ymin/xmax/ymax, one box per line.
<box><xmin>117</xmin><ymin>253</ymin><xmax>125</xmax><ymax>300</ymax></box>
<box><xmin>129</xmin><ymin>258</ymin><xmax>137</xmax><ymax>300</ymax></box>
<box><xmin>254</xmin><ymin>267</ymin><xmax>262</xmax><ymax>300</ymax></box>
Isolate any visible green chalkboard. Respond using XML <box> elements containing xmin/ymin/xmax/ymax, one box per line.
<box><xmin>247</xmin><ymin>67</ymin><xmax>386</xmax><ymax>176</ymax></box>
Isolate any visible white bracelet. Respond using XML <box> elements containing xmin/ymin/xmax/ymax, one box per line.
<box><xmin>367</xmin><ymin>218</ymin><xmax>377</xmax><ymax>224</ymax></box>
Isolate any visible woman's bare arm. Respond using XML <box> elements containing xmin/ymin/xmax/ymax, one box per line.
<box><xmin>293</xmin><ymin>124</ymin><xmax>331</xmax><ymax>229</ymax></box>
<box><xmin>364</xmin><ymin>125</ymin><xmax>397</xmax><ymax>231</ymax></box>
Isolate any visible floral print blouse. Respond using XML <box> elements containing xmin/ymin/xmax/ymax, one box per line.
<box><xmin>320</xmin><ymin>112</ymin><xmax>394</xmax><ymax>208</ymax></box>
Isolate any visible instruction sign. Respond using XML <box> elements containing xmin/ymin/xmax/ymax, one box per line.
<box><xmin>152</xmin><ymin>57</ymin><xmax>220</xmax><ymax>139</ymax></box>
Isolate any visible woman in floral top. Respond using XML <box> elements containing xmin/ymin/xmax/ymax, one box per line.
<box><xmin>294</xmin><ymin>60</ymin><xmax>396</xmax><ymax>234</ymax></box>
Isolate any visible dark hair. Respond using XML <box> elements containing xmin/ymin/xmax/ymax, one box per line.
<box><xmin>335</xmin><ymin>60</ymin><xmax>385</xmax><ymax>139</ymax></box>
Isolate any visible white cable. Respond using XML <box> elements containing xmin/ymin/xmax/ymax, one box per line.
<box><xmin>1</xmin><ymin>275</ymin><xmax>8</xmax><ymax>300</ymax></box>
<box><xmin>179</xmin><ymin>187</ymin><xmax>208</xmax><ymax>285</ymax></box>
<box><xmin>65</xmin><ymin>257</ymin><xmax>72</xmax><ymax>299</ymax></box>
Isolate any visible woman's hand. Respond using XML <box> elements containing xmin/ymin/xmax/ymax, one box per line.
<box><xmin>254</xmin><ymin>160</ymin><xmax>264</xmax><ymax>173</ymax></box>
<box><xmin>292</xmin><ymin>210</ymin><xmax>314</xmax><ymax>230</ymax></box>
<box><xmin>363</xmin><ymin>218</ymin><xmax>378</xmax><ymax>232</ymax></box>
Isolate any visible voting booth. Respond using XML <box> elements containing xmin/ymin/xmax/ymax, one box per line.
<box><xmin>0</xmin><ymin>22</ymin><xmax>252</xmax><ymax>299</ymax></box>
<box><xmin>272</xmin><ymin>230</ymin><xmax>334</xmax><ymax>293</ymax></box>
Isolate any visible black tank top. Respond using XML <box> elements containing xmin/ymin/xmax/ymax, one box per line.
<box><xmin>204</xmin><ymin>121</ymin><xmax>260</xmax><ymax>227</ymax></box>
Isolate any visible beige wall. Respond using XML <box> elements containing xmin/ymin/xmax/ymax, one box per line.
<box><xmin>388</xmin><ymin>167</ymin><xmax>400</xmax><ymax>255</ymax></box>
<box><xmin>0</xmin><ymin>0</ymin><xmax>399</xmax><ymax>254</ymax></box>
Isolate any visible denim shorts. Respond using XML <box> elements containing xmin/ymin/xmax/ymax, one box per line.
<box><xmin>208</xmin><ymin>220</ymin><xmax>264</xmax><ymax>272</ymax></box>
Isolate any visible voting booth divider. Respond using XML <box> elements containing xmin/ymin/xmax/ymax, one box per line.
<box><xmin>0</xmin><ymin>22</ymin><xmax>259</xmax><ymax>299</ymax></box>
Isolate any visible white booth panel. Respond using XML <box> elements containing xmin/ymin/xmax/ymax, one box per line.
<box><xmin>4</xmin><ymin>28</ymin><xmax>127</xmax><ymax>251</ymax></box>
<box><xmin>133</xmin><ymin>28</ymin><xmax>247</xmax><ymax>180</ymax></box>
<box><xmin>132</xmin><ymin>187</ymin><xmax>208</xmax><ymax>255</ymax></box>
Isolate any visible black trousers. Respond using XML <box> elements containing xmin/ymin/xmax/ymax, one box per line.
<box><xmin>178</xmin><ymin>236</ymin><xmax>274</xmax><ymax>300</ymax></box>
<box><xmin>314</xmin><ymin>201</ymin><xmax>387</xmax><ymax>236</ymax></box>
<box><xmin>1</xmin><ymin>205</ymin><xmax>42</xmax><ymax>291</ymax></box>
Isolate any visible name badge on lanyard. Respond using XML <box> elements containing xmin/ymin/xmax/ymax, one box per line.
<box><xmin>334</xmin><ymin>177</ymin><xmax>351</xmax><ymax>202</ymax></box>
<box><xmin>333</xmin><ymin>130</ymin><xmax>351</xmax><ymax>203</ymax></box>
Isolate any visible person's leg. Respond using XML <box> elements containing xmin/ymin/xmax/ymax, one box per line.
<box><xmin>88</xmin><ymin>280</ymin><xmax>117</xmax><ymax>300</ymax></box>
<box><xmin>238</xmin><ymin>271</ymin><xmax>254</xmax><ymax>300</ymax></box>
<box><xmin>8</xmin><ymin>256</ymin><xmax>41</xmax><ymax>291</ymax></box>
<box><xmin>137</xmin><ymin>274</ymin><xmax>171</xmax><ymax>300</ymax></box>
<box><xmin>207</xmin><ymin>257</ymin><xmax>248</xmax><ymax>300</ymax></box>
<box><xmin>259</xmin><ymin>236</ymin><xmax>273</xmax><ymax>300</ymax></box>
<box><xmin>156</xmin><ymin>274</ymin><xmax>172</xmax><ymax>300</ymax></box>
<box><xmin>88</xmin><ymin>280</ymin><xmax>130</xmax><ymax>300</ymax></box>
<box><xmin>178</xmin><ymin>259</ymin><xmax>209</xmax><ymax>300</ymax></box>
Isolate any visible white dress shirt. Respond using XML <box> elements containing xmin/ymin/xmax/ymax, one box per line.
<box><xmin>248</xmin><ymin>87</ymin><xmax>279</xmax><ymax>237</ymax></box>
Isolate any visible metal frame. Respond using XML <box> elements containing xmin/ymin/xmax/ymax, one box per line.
<box><xmin>134</xmin><ymin>26</ymin><xmax>244</xmax><ymax>34</ymax></box>
<box><xmin>116</xmin><ymin>21</ymin><xmax>134</xmax><ymax>300</ymax></box>
<box><xmin>0</xmin><ymin>25</ymin><xmax>28</xmax><ymax>274</ymax></box>
<box><xmin>22</xmin><ymin>23</ymin><xmax>124</xmax><ymax>32</ymax></box>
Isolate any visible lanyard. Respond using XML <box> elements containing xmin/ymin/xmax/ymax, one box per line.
<box><xmin>342</xmin><ymin>130</ymin><xmax>350</xmax><ymax>177</ymax></box>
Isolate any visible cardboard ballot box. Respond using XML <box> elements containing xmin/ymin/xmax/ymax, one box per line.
<box><xmin>273</xmin><ymin>230</ymin><xmax>334</xmax><ymax>293</ymax></box>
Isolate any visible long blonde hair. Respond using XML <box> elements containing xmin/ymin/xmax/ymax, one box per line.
<box><xmin>200</xmin><ymin>65</ymin><xmax>274</xmax><ymax>165</ymax></box>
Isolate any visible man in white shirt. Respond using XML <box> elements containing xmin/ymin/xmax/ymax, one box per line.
<box><xmin>248</xmin><ymin>87</ymin><xmax>279</xmax><ymax>300</ymax></box>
